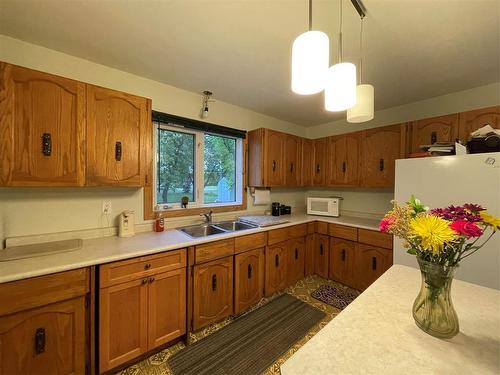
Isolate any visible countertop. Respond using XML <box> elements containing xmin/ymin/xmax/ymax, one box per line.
<box><xmin>281</xmin><ymin>265</ymin><xmax>500</xmax><ymax>375</ymax></box>
<box><xmin>0</xmin><ymin>214</ymin><xmax>380</xmax><ymax>284</ymax></box>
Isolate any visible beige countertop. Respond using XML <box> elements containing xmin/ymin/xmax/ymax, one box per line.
<box><xmin>281</xmin><ymin>264</ymin><xmax>500</xmax><ymax>375</ymax></box>
<box><xmin>0</xmin><ymin>214</ymin><xmax>380</xmax><ymax>284</ymax></box>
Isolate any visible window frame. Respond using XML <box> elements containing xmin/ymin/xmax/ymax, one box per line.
<box><xmin>152</xmin><ymin>123</ymin><xmax>245</xmax><ymax>213</ymax></box>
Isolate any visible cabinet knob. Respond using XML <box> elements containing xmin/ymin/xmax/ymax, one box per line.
<box><xmin>316</xmin><ymin>164</ymin><xmax>320</xmax><ymax>173</ymax></box>
<box><xmin>275</xmin><ymin>254</ymin><xmax>279</xmax><ymax>267</ymax></box>
<box><xmin>431</xmin><ymin>131</ymin><xmax>437</xmax><ymax>144</ymax></box>
<box><xmin>141</xmin><ymin>278</ymin><xmax>148</xmax><ymax>285</ymax></box>
<box><xmin>272</xmin><ymin>160</ymin><xmax>276</xmax><ymax>172</ymax></box>
<box><xmin>342</xmin><ymin>161</ymin><xmax>346</xmax><ymax>173</ymax></box>
<box><xmin>148</xmin><ymin>276</ymin><xmax>155</xmax><ymax>284</ymax></box>
<box><xmin>379</xmin><ymin>158</ymin><xmax>385</xmax><ymax>172</ymax></box>
<box><xmin>115</xmin><ymin>141</ymin><xmax>122</xmax><ymax>161</ymax></box>
<box><xmin>144</xmin><ymin>263</ymin><xmax>151</xmax><ymax>270</ymax></box>
<box><xmin>248</xmin><ymin>264</ymin><xmax>252</xmax><ymax>279</ymax></box>
<box><xmin>34</xmin><ymin>327</ymin><xmax>46</xmax><ymax>355</ymax></box>
<box><xmin>212</xmin><ymin>274</ymin><xmax>217</xmax><ymax>291</ymax></box>
<box><xmin>372</xmin><ymin>257</ymin><xmax>377</xmax><ymax>271</ymax></box>
<box><xmin>341</xmin><ymin>249</ymin><xmax>346</xmax><ymax>261</ymax></box>
<box><xmin>290</xmin><ymin>163</ymin><xmax>294</xmax><ymax>173</ymax></box>
<box><xmin>41</xmin><ymin>133</ymin><xmax>52</xmax><ymax>156</ymax></box>
<box><xmin>295</xmin><ymin>248</ymin><xmax>298</xmax><ymax>260</ymax></box>
<box><xmin>319</xmin><ymin>243</ymin><xmax>323</xmax><ymax>255</ymax></box>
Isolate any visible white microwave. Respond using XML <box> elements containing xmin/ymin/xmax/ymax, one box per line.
<box><xmin>307</xmin><ymin>197</ymin><xmax>342</xmax><ymax>217</ymax></box>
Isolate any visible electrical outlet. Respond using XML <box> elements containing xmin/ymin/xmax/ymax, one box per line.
<box><xmin>102</xmin><ymin>201</ymin><xmax>112</xmax><ymax>214</ymax></box>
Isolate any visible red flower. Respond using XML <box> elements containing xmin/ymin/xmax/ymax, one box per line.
<box><xmin>379</xmin><ymin>217</ymin><xmax>395</xmax><ymax>233</ymax></box>
<box><xmin>449</xmin><ymin>220</ymin><xmax>483</xmax><ymax>238</ymax></box>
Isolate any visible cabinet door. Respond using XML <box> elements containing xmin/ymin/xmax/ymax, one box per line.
<box><xmin>301</xmin><ymin>138</ymin><xmax>314</xmax><ymax>186</ymax></box>
<box><xmin>234</xmin><ymin>248</ymin><xmax>265</xmax><ymax>315</ymax></box>
<box><xmin>458</xmin><ymin>105</ymin><xmax>500</xmax><ymax>141</ymax></box>
<box><xmin>286</xmin><ymin>237</ymin><xmax>305</xmax><ymax>286</ymax></box>
<box><xmin>304</xmin><ymin>234</ymin><xmax>315</xmax><ymax>277</ymax></box>
<box><xmin>284</xmin><ymin>135</ymin><xmax>301</xmax><ymax>186</ymax></box>
<box><xmin>193</xmin><ymin>256</ymin><xmax>233</xmax><ymax>330</ymax></box>
<box><xmin>86</xmin><ymin>85</ymin><xmax>150</xmax><ymax>186</ymax></box>
<box><xmin>361</xmin><ymin>124</ymin><xmax>404</xmax><ymax>188</ymax></box>
<box><xmin>265</xmin><ymin>129</ymin><xmax>285</xmax><ymax>186</ymax></box>
<box><xmin>265</xmin><ymin>242</ymin><xmax>288</xmax><ymax>296</ymax></box>
<box><xmin>0</xmin><ymin>297</ymin><xmax>86</xmax><ymax>375</ymax></box>
<box><xmin>314</xmin><ymin>234</ymin><xmax>329</xmax><ymax>278</ymax></box>
<box><xmin>409</xmin><ymin>114</ymin><xmax>459</xmax><ymax>153</ymax></box>
<box><xmin>148</xmin><ymin>268</ymin><xmax>186</xmax><ymax>350</ymax></box>
<box><xmin>99</xmin><ymin>277</ymin><xmax>148</xmax><ymax>372</ymax></box>
<box><xmin>313</xmin><ymin>138</ymin><xmax>327</xmax><ymax>186</ymax></box>
<box><xmin>327</xmin><ymin>133</ymin><xmax>360</xmax><ymax>186</ymax></box>
<box><xmin>0</xmin><ymin>63</ymin><xmax>85</xmax><ymax>186</ymax></box>
<box><xmin>354</xmin><ymin>244</ymin><xmax>393</xmax><ymax>290</ymax></box>
<box><xmin>329</xmin><ymin>238</ymin><xmax>357</xmax><ymax>289</ymax></box>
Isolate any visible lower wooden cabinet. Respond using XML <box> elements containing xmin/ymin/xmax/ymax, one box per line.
<box><xmin>234</xmin><ymin>248</ymin><xmax>265</xmax><ymax>315</ymax></box>
<box><xmin>304</xmin><ymin>234</ymin><xmax>315</xmax><ymax>277</ymax></box>
<box><xmin>0</xmin><ymin>297</ymin><xmax>87</xmax><ymax>375</ymax></box>
<box><xmin>286</xmin><ymin>237</ymin><xmax>305</xmax><ymax>286</ymax></box>
<box><xmin>314</xmin><ymin>234</ymin><xmax>329</xmax><ymax>278</ymax></box>
<box><xmin>193</xmin><ymin>256</ymin><xmax>233</xmax><ymax>330</ymax></box>
<box><xmin>329</xmin><ymin>238</ymin><xmax>357</xmax><ymax>289</ymax></box>
<box><xmin>265</xmin><ymin>241</ymin><xmax>288</xmax><ymax>296</ymax></box>
<box><xmin>354</xmin><ymin>244</ymin><xmax>393</xmax><ymax>290</ymax></box>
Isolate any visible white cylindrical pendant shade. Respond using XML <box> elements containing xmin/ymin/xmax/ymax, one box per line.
<box><xmin>291</xmin><ymin>31</ymin><xmax>329</xmax><ymax>95</ymax></box>
<box><xmin>324</xmin><ymin>62</ymin><xmax>357</xmax><ymax>111</ymax></box>
<box><xmin>347</xmin><ymin>84</ymin><xmax>375</xmax><ymax>123</ymax></box>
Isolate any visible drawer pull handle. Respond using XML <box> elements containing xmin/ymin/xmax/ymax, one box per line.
<box><xmin>42</xmin><ymin>133</ymin><xmax>52</xmax><ymax>156</ymax></box>
<box><xmin>248</xmin><ymin>264</ymin><xmax>252</xmax><ymax>279</ymax></box>
<box><xmin>372</xmin><ymin>257</ymin><xmax>377</xmax><ymax>271</ymax></box>
<box><xmin>144</xmin><ymin>263</ymin><xmax>151</xmax><ymax>270</ymax></box>
<box><xmin>115</xmin><ymin>141</ymin><xmax>122</xmax><ymax>161</ymax></box>
<box><xmin>319</xmin><ymin>243</ymin><xmax>323</xmax><ymax>256</ymax></box>
<box><xmin>342</xmin><ymin>161</ymin><xmax>346</xmax><ymax>173</ymax></box>
<box><xmin>316</xmin><ymin>164</ymin><xmax>320</xmax><ymax>173</ymax></box>
<box><xmin>212</xmin><ymin>274</ymin><xmax>217</xmax><ymax>291</ymax></box>
<box><xmin>149</xmin><ymin>276</ymin><xmax>155</xmax><ymax>284</ymax></box>
<box><xmin>295</xmin><ymin>248</ymin><xmax>298</xmax><ymax>260</ymax></box>
<box><xmin>272</xmin><ymin>160</ymin><xmax>276</xmax><ymax>172</ymax></box>
<box><xmin>275</xmin><ymin>254</ymin><xmax>279</xmax><ymax>267</ymax></box>
<box><xmin>35</xmin><ymin>328</ymin><xmax>46</xmax><ymax>355</ymax></box>
<box><xmin>341</xmin><ymin>249</ymin><xmax>346</xmax><ymax>261</ymax></box>
<box><xmin>290</xmin><ymin>163</ymin><xmax>294</xmax><ymax>173</ymax></box>
<box><xmin>431</xmin><ymin>131</ymin><xmax>437</xmax><ymax>144</ymax></box>
<box><xmin>142</xmin><ymin>278</ymin><xmax>148</xmax><ymax>285</ymax></box>
<box><xmin>379</xmin><ymin>158</ymin><xmax>384</xmax><ymax>172</ymax></box>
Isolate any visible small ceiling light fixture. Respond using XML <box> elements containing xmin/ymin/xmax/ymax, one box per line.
<box><xmin>200</xmin><ymin>90</ymin><xmax>213</xmax><ymax>119</ymax></box>
<box><xmin>347</xmin><ymin>14</ymin><xmax>374</xmax><ymax>123</ymax></box>
<box><xmin>291</xmin><ymin>0</ymin><xmax>329</xmax><ymax>95</ymax></box>
<box><xmin>325</xmin><ymin>0</ymin><xmax>357</xmax><ymax>112</ymax></box>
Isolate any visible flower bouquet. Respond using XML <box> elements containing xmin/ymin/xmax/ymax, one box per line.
<box><xmin>380</xmin><ymin>196</ymin><xmax>499</xmax><ymax>339</ymax></box>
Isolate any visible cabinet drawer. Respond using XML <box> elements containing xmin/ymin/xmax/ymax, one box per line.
<box><xmin>195</xmin><ymin>239</ymin><xmax>234</xmax><ymax>264</ymax></box>
<box><xmin>235</xmin><ymin>232</ymin><xmax>267</xmax><ymax>254</ymax></box>
<box><xmin>0</xmin><ymin>268</ymin><xmax>89</xmax><ymax>316</ymax></box>
<box><xmin>289</xmin><ymin>224</ymin><xmax>307</xmax><ymax>238</ymax></box>
<box><xmin>307</xmin><ymin>222</ymin><xmax>315</xmax><ymax>234</ymax></box>
<box><xmin>329</xmin><ymin>224</ymin><xmax>358</xmax><ymax>241</ymax></box>
<box><xmin>358</xmin><ymin>229</ymin><xmax>393</xmax><ymax>249</ymax></box>
<box><xmin>268</xmin><ymin>228</ymin><xmax>289</xmax><ymax>245</ymax></box>
<box><xmin>316</xmin><ymin>221</ymin><xmax>328</xmax><ymax>234</ymax></box>
<box><xmin>100</xmin><ymin>249</ymin><xmax>187</xmax><ymax>288</ymax></box>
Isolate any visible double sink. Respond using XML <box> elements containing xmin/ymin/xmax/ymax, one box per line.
<box><xmin>179</xmin><ymin>220</ymin><xmax>258</xmax><ymax>238</ymax></box>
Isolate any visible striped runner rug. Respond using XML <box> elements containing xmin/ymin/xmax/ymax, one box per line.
<box><xmin>168</xmin><ymin>293</ymin><xmax>325</xmax><ymax>375</ymax></box>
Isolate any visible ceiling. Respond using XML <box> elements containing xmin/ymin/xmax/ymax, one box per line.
<box><xmin>0</xmin><ymin>0</ymin><xmax>498</xmax><ymax>126</ymax></box>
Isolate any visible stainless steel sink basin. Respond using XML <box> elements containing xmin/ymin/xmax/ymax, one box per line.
<box><xmin>178</xmin><ymin>220</ymin><xmax>258</xmax><ymax>238</ymax></box>
<box><xmin>179</xmin><ymin>224</ymin><xmax>226</xmax><ymax>238</ymax></box>
<box><xmin>213</xmin><ymin>221</ymin><xmax>258</xmax><ymax>231</ymax></box>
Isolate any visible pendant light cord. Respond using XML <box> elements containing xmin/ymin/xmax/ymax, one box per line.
<box><xmin>309</xmin><ymin>0</ymin><xmax>312</xmax><ymax>31</ymax></box>
<box><xmin>338</xmin><ymin>0</ymin><xmax>343</xmax><ymax>63</ymax></box>
<box><xmin>359</xmin><ymin>17</ymin><xmax>364</xmax><ymax>83</ymax></box>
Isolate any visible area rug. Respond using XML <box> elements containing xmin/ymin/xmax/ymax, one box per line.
<box><xmin>310</xmin><ymin>284</ymin><xmax>360</xmax><ymax>310</ymax></box>
<box><xmin>168</xmin><ymin>293</ymin><xmax>325</xmax><ymax>375</ymax></box>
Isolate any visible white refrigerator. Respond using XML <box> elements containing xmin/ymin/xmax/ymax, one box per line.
<box><xmin>394</xmin><ymin>152</ymin><xmax>500</xmax><ymax>290</ymax></box>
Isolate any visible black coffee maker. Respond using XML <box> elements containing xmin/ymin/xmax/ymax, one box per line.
<box><xmin>271</xmin><ymin>202</ymin><xmax>281</xmax><ymax>216</ymax></box>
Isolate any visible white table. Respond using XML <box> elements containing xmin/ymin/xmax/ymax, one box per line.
<box><xmin>281</xmin><ymin>265</ymin><xmax>500</xmax><ymax>374</ymax></box>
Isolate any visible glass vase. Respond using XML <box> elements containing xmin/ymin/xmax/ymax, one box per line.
<box><xmin>412</xmin><ymin>257</ymin><xmax>459</xmax><ymax>339</ymax></box>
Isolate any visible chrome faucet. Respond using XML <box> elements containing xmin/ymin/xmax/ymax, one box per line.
<box><xmin>200</xmin><ymin>210</ymin><xmax>213</xmax><ymax>223</ymax></box>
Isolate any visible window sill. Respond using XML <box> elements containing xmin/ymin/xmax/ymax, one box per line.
<box><xmin>155</xmin><ymin>203</ymin><xmax>247</xmax><ymax>218</ymax></box>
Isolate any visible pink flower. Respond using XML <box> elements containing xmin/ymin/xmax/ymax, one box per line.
<box><xmin>449</xmin><ymin>220</ymin><xmax>483</xmax><ymax>238</ymax></box>
<box><xmin>379</xmin><ymin>217</ymin><xmax>395</xmax><ymax>233</ymax></box>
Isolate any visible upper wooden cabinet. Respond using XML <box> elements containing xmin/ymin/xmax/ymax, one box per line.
<box><xmin>86</xmin><ymin>85</ymin><xmax>151</xmax><ymax>186</ymax></box>
<box><xmin>458</xmin><ymin>105</ymin><xmax>500</xmax><ymax>141</ymax></box>
<box><xmin>301</xmin><ymin>138</ymin><xmax>314</xmax><ymax>186</ymax></box>
<box><xmin>313</xmin><ymin>137</ymin><xmax>327</xmax><ymax>186</ymax></box>
<box><xmin>284</xmin><ymin>134</ymin><xmax>301</xmax><ymax>186</ymax></box>
<box><xmin>0</xmin><ymin>63</ymin><xmax>86</xmax><ymax>186</ymax></box>
<box><xmin>327</xmin><ymin>133</ymin><xmax>361</xmax><ymax>186</ymax></box>
<box><xmin>248</xmin><ymin>128</ymin><xmax>286</xmax><ymax>187</ymax></box>
<box><xmin>361</xmin><ymin>124</ymin><xmax>405</xmax><ymax>188</ymax></box>
<box><xmin>409</xmin><ymin>114</ymin><xmax>459</xmax><ymax>153</ymax></box>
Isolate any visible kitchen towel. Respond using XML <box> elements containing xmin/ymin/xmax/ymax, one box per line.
<box><xmin>252</xmin><ymin>189</ymin><xmax>271</xmax><ymax>205</ymax></box>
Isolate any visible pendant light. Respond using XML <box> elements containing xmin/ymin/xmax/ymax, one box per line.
<box><xmin>291</xmin><ymin>0</ymin><xmax>329</xmax><ymax>95</ymax></box>
<box><xmin>325</xmin><ymin>0</ymin><xmax>357</xmax><ymax>112</ymax></box>
<box><xmin>347</xmin><ymin>16</ymin><xmax>374</xmax><ymax>123</ymax></box>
